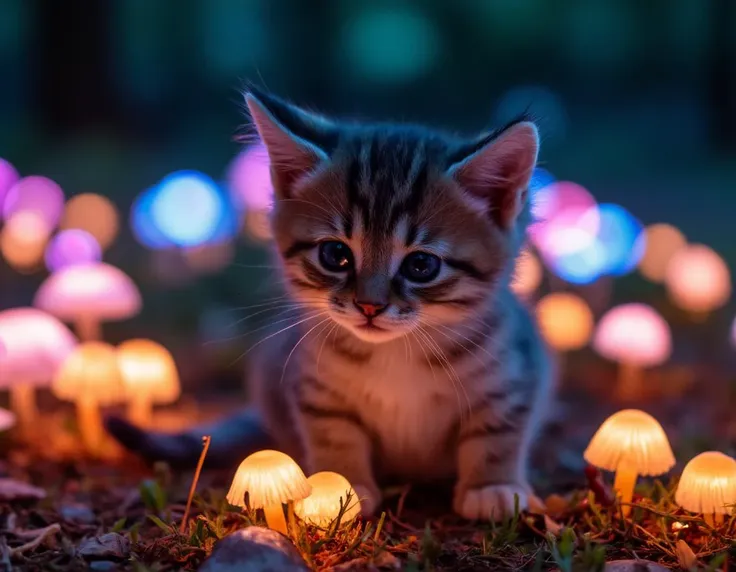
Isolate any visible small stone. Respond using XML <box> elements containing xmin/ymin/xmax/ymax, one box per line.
<box><xmin>604</xmin><ymin>560</ymin><xmax>670</xmax><ymax>571</ymax></box>
<box><xmin>60</xmin><ymin>502</ymin><xmax>96</xmax><ymax>524</ymax></box>
<box><xmin>77</xmin><ymin>533</ymin><xmax>130</xmax><ymax>561</ymax></box>
<box><xmin>200</xmin><ymin>527</ymin><xmax>309</xmax><ymax>572</ymax></box>
<box><xmin>89</xmin><ymin>562</ymin><xmax>119</xmax><ymax>571</ymax></box>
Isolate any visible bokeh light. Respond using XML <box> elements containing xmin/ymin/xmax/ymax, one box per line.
<box><xmin>637</xmin><ymin>223</ymin><xmax>688</xmax><ymax>283</ymax></box>
<box><xmin>60</xmin><ymin>193</ymin><xmax>120</xmax><ymax>250</ymax></box>
<box><xmin>227</xmin><ymin>143</ymin><xmax>273</xmax><ymax>211</ymax></box>
<box><xmin>536</xmin><ymin>292</ymin><xmax>594</xmax><ymax>352</ymax></box>
<box><xmin>664</xmin><ymin>244</ymin><xmax>731</xmax><ymax>313</ymax></box>
<box><xmin>132</xmin><ymin>172</ymin><xmax>238</xmax><ymax>250</ymax></box>
<box><xmin>44</xmin><ymin>229</ymin><xmax>102</xmax><ymax>273</ymax></box>
<box><xmin>510</xmin><ymin>249</ymin><xmax>543</xmax><ymax>297</ymax></box>
<box><xmin>593</xmin><ymin>303</ymin><xmax>671</xmax><ymax>367</ymax></box>
<box><xmin>182</xmin><ymin>240</ymin><xmax>236</xmax><ymax>275</ymax></box>
<box><xmin>593</xmin><ymin>203</ymin><xmax>646</xmax><ymax>276</ymax></box>
<box><xmin>2</xmin><ymin>176</ymin><xmax>65</xmax><ymax>228</ymax></box>
<box><xmin>341</xmin><ymin>7</ymin><xmax>440</xmax><ymax>84</ymax></box>
<box><xmin>529</xmin><ymin>181</ymin><xmax>598</xmax><ymax>249</ymax></box>
<box><xmin>0</xmin><ymin>211</ymin><xmax>51</xmax><ymax>272</ymax></box>
<box><xmin>0</xmin><ymin>159</ymin><xmax>19</xmax><ymax>208</ymax></box>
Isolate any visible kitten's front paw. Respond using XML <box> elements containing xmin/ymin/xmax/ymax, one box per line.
<box><xmin>454</xmin><ymin>483</ymin><xmax>531</xmax><ymax>521</ymax></box>
<box><xmin>352</xmin><ymin>483</ymin><xmax>381</xmax><ymax>517</ymax></box>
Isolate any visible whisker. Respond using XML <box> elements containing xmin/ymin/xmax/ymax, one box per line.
<box><xmin>207</xmin><ymin>307</ymin><xmax>324</xmax><ymax>346</ymax></box>
<box><xmin>280</xmin><ymin>317</ymin><xmax>333</xmax><ymax>385</ymax></box>
<box><xmin>317</xmin><ymin>322</ymin><xmax>339</xmax><ymax>377</ymax></box>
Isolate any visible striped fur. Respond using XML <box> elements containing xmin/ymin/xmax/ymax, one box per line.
<box><xmin>245</xmin><ymin>90</ymin><xmax>553</xmax><ymax>521</ymax></box>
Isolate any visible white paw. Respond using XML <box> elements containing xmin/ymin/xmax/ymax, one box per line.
<box><xmin>352</xmin><ymin>483</ymin><xmax>381</xmax><ymax>517</ymax></box>
<box><xmin>455</xmin><ymin>483</ymin><xmax>531</xmax><ymax>521</ymax></box>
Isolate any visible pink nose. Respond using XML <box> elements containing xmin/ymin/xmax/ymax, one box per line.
<box><xmin>353</xmin><ymin>300</ymin><xmax>388</xmax><ymax>317</ymax></box>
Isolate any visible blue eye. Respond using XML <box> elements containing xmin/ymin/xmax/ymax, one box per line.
<box><xmin>318</xmin><ymin>241</ymin><xmax>354</xmax><ymax>272</ymax></box>
<box><xmin>401</xmin><ymin>252</ymin><xmax>441</xmax><ymax>283</ymax></box>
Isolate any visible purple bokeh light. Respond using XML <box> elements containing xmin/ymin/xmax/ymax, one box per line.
<box><xmin>0</xmin><ymin>159</ymin><xmax>19</xmax><ymax>211</ymax></box>
<box><xmin>2</xmin><ymin>176</ymin><xmax>65</xmax><ymax>228</ymax></box>
<box><xmin>227</xmin><ymin>143</ymin><xmax>274</xmax><ymax>211</ymax></box>
<box><xmin>44</xmin><ymin>229</ymin><xmax>102</xmax><ymax>273</ymax></box>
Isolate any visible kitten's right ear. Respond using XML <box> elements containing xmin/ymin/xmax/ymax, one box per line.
<box><xmin>245</xmin><ymin>91</ymin><xmax>332</xmax><ymax>198</ymax></box>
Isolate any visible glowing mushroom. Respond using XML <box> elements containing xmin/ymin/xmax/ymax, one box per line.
<box><xmin>294</xmin><ymin>471</ymin><xmax>361</xmax><ymax>527</ymax></box>
<box><xmin>117</xmin><ymin>339</ymin><xmax>181</xmax><ymax>428</ymax></box>
<box><xmin>593</xmin><ymin>304</ymin><xmax>671</xmax><ymax>401</ymax></box>
<box><xmin>675</xmin><ymin>452</ymin><xmax>736</xmax><ymax>526</ymax></box>
<box><xmin>34</xmin><ymin>262</ymin><xmax>142</xmax><ymax>341</ymax></box>
<box><xmin>0</xmin><ymin>308</ymin><xmax>77</xmax><ymax>439</ymax></box>
<box><xmin>664</xmin><ymin>244</ymin><xmax>731</xmax><ymax>317</ymax></box>
<box><xmin>584</xmin><ymin>409</ymin><xmax>675</xmax><ymax>516</ymax></box>
<box><xmin>535</xmin><ymin>292</ymin><xmax>594</xmax><ymax>355</ymax></box>
<box><xmin>226</xmin><ymin>450</ymin><xmax>311</xmax><ymax>535</ymax></box>
<box><xmin>637</xmin><ymin>223</ymin><xmax>687</xmax><ymax>283</ymax></box>
<box><xmin>52</xmin><ymin>341</ymin><xmax>127</xmax><ymax>454</ymax></box>
<box><xmin>511</xmin><ymin>249</ymin><xmax>543</xmax><ymax>298</ymax></box>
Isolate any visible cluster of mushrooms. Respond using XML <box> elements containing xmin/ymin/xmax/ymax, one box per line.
<box><xmin>585</xmin><ymin>409</ymin><xmax>736</xmax><ymax>524</ymax></box>
<box><xmin>0</xmin><ymin>261</ymin><xmax>181</xmax><ymax>454</ymax></box>
<box><xmin>226</xmin><ymin>450</ymin><xmax>362</xmax><ymax>535</ymax></box>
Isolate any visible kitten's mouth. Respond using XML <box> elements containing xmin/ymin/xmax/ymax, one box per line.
<box><xmin>356</xmin><ymin>322</ymin><xmax>386</xmax><ymax>332</ymax></box>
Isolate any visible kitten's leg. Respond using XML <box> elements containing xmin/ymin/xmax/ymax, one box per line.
<box><xmin>296</xmin><ymin>376</ymin><xmax>379</xmax><ymax>516</ymax></box>
<box><xmin>453</xmin><ymin>389</ymin><xmax>541</xmax><ymax>521</ymax></box>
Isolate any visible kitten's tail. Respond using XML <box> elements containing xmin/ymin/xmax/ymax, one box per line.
<box><xmin>104</xmin><ymin>409</ymin><xmax>272</xmax><ymax>470</ymax></box>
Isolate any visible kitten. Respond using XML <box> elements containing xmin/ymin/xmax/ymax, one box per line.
<box><xmin>107</xmin><ymin>89</ymin><xmax>553</xmax><ymax>521</ymax></box>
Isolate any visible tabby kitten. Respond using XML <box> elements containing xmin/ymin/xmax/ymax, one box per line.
<box><xmin>108</xmin><ymin>89</ymin><xmax>553</xmax><ymax>521</ymax></box>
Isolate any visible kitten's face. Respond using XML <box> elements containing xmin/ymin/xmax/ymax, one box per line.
<box><xmin>270</xmin><ymin>151</ymin><xmax>509</xmax><ymax>344</ymax></box>
<box><xmin>246</xmin><ymin>90</ymin><xmax>538</xmax><ymax>344</ymax></box>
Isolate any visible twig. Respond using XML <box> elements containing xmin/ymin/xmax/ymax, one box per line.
<box><xmin>180</xmin><ymin>435</ymin><xmax>211</xmax><ymax>534</ymax></box>
<box><xmin>9</xmin><ymin>524</ymin><xmax>60</xmax><ymax>556</ymax></box>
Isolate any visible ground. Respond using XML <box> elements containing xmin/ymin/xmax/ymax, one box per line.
<box><xmin>1</xmin><ymin>359</ymin><xmax>735</xmax><ymax>571</ymax></box>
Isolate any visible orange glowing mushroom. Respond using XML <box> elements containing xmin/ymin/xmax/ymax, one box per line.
<box><xmin>664</xmin><ymin>244</ymin><xmax>731</xmax><ymax>316</ymax></box>
<box><xmin>593</xmin><ymin>304</ymin><xmax>671</xmax><ymax>401</ymax></box>
<box><xmin>52</xmin><ymin>342</ymin><xmax>127</xmax><ymax>454</ymax></box>
<box><xmin>0</xmin><ymin>211</ymin><xmax>51</xmax><ymax>272</ymax></box>
<box><xmin>536</xmin><ymin>292</ymin><xmax>594</xmax><ymax>352</ymax></box>
<box><xmin>675</xmin><ymin>452</ymin><xmax>736</xmax><ymax>526</ymax></box>
<box><xmin>294</xmin><ymin>472</ymin><xmax>361</xmax><ymax>527</ymax></box>
<box><xmin>637</xmin><ymin>223</ymin><xmax>687</xmax><ymax>283</ymax></box>
<box><xmin>585</xmin><ymin>409</ymin><xmax>675</xmax><ymax>516</ymax></box>
<box><xmin>117</xmin><ymin>339</ymin><xmax>181</xmax><ymax>428</ymax></box>
<box><xmin>60</xmin><ymin>193</ymin><xmax>120</xmax><ymax>250</ymax></box>
<box><xmin>226</xmin><ymin>450</ymin><xmax>311</xmax><ymax>535</ymax></box>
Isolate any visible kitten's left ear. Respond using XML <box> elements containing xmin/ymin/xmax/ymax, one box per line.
<box><xmin>448</xmin><ymin>121</ymin><xmax>539</xmax><ymax>229</ymax></box>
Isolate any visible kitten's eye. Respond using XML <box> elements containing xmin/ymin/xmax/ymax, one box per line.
<box><xmin>400</xmin><ymin>252</ymin><xmax>441</xmax><ymax>283</ymax></box>
<box><xmin>318</xmin><ymin>241</ymin><xmax>354</xmax><ymax>272</ymax></box>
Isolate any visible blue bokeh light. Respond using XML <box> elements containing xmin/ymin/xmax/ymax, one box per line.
<box><xmin>131</xmin><ymin>171</ymin><xmax>238</xmax><ymax>249</ymax></box>
<box><xmin>595</xmin><ymin>203</ymin><xmax>646</xmax><ymax>276</ymax></box>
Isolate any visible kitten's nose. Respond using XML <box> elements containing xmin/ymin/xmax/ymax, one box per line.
<box><xmin>353</xmin><ymin>299</ymin><xmax>388</xmax><ymax>318</ymax></box>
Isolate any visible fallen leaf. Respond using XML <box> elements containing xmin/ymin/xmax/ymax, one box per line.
<box><xmin>77</xmin><ymin>533</ymin><xmax>131</xmax><ymax>561</ymax></box>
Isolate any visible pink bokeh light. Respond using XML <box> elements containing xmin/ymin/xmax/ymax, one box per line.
<box><xmin>227</xmin><ymin>143</ymin><xmax>274</xmax><ymax>211</ymax></box>
<box><xmin>593</xmin><ymin>303</ymin><xmax>672</xmax><ymax>367</ymax></box>
<box><xmin>0</xmin><ymin>159</ymin><xmax>19</xmax><ymax>209</ymax></box>
<box><xmin>44</xmin><ymin>229</ymin><xmax>103</xmax><ymax>273</ymax></box>
<box><xmin>2</xmin><ymin>176</ymin><xmax>65</xmax><ymax>228</ymax></box>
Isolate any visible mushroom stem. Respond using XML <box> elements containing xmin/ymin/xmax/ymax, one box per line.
<box><xmin>127</xmin><ymin>396</ymin><xmax>152</xmax><ymax>428</ymax></box>
<box><xmin>75</xmin><ymin>316</ymin><xmax>102</xmax><ymax>342</ymax></box>
<box><xmin>616</xmin><ymin>362</ymin><xmax>642</xmax><ymax>401</ymax></box>
<box><xmin>263</xmin><ymin>503</ymin><xmax>288</xmax><ymax>535</ymax></box>
<box><xmin>10</xmin><ymin>384</ymin><xmax>37</xmax><ymax>440</ymax></box>
<box><xmin>76</xmin><ymin>397</ymin><xmax>104</xmax><ymax>455</ymax></box>
<box><xmin>613</xmin><ymin>464</ymin><xmax>638</xmax><ymax>517</ymax></box>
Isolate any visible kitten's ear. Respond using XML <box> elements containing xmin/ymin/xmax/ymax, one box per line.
<box><xmin>245</xmin><ymin>90</ymin><xmax>333</xmax><ymax>198</ymax></box>
<box><xmin>448</xmin><ymin>121</ymin><xmax>539</xmax><ymax>229</ymax></box>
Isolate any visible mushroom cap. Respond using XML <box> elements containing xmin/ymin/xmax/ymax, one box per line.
<box><xmin>665</xmin><ymin>244</ymin><xmax>731</xmax><ymax>313</ymax></box>
<box><xmin>637</xmin><ymin>223</ymin><xmax>687</xmax><ymax>283</ymax></box>
<box><xmin>675</xmin><ymin>452</ymin><xmax>736</xmax><ymax>515</ymax></box>
<box><xmin>117</xmin><ymin>339</ymin><xmax>181</xmax><ymax>404</ymax></box>
<box><xmin>294</xmin><ymin>471</ymin><xmax>361</xmax><ymax>526</ymax></box>
<box><xmin>52</xmin><ymin>341</ymin><xmax>126</xmax><ymax>405</ymax></box>
<box><xmin>593</xmin><ymin>303</ymin><xmax>671</xmax><ymax>367</ymax></box>
<box><xmin>584</xmin><ymin>409</ymin><xmax>675</xmax><ymax>476</ymax></box>
<box><xmin>0</xmin><ymin>308</ymin><xmax>77</xmax><ymax>387</ymax></box>
<box><xmin>535</xmin><ymin>292</ymin><xmax>594</xmax><ymax>351</ymax></box>
<box><xmin>226</xmin><ymin>450</ymin><xmax>311</xmax><ymax>509</ymax></box>
<box><xmin>34</xmin><ymin>262</ymin><xmax>141</xmax><ymax>322</ymax></box>
<box><xmin>0</xmin><ymin>408</ymin><xmax>16</xmax><ymax>432</ymax></box>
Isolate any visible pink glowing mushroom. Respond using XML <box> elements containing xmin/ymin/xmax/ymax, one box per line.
<box><xmin>34</xmin><ymin>262</ymin><xmax>142</xmax><ymax>341</ymax></box>
<box><xmin>664</xmin><ymin>244</ymin><xmax>731</xmax><ymax>317</ymax></box>
<box><xmin>0</xmin><ymin>308</ymin><xmax>78</xmax><ymax>439</ymax></box>
<box><xmin>593</xmin><ymin>303</ymin><xmax>672</xmax><ymax>401</ymax></box>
